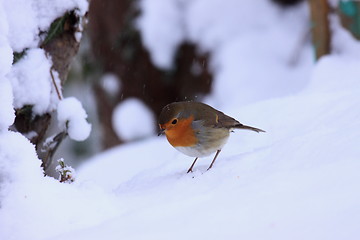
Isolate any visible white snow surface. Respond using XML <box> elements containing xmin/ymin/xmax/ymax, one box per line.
<box><xmin>57</xmin><ymin>97</ymin><xmax>92</xmax><ymax>141</ymax></box>
<box><xmin>1</xmin><ymin>1</ymin><xmax>360</xmax><ymax>240</ymax></box>
<box><xmin>0</xmin><ymin>0</ymin><xmax>14</xmax><ymax>131</ymax></box>
<box><xmin>0</xmin><ymin>80</ymin><xmax>14</xmax><ymax>131</ymax></box>
<box><xmin>112</xmin><ymin>98</ymin><xmax>155</xmax><ymax>141</ymax></box>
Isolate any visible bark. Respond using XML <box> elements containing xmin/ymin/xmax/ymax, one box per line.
<box><xmin>308</xmin><ymin>0</ymin><xmax>331</xmax><ymax>60</ymax></box>
<box><xmin>42</xmin><ymin>11</ymin><xmax>82</xmax><ymax>85</ymax></box>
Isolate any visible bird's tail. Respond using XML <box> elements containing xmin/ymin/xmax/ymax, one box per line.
<box><xmin>234</xmin><ymin>124</ymin><xmax>265</xmax><ymax>133</ymax></box>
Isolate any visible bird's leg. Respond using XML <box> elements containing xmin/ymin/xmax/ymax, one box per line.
<box><xmin>187</xmin><ymin>157</ymin><xmax>198</xmax><ymax>173</ymax></box>
<box><xmin>207</xmin><ymin>150</ymin><xmax>221</xmax><ymax>171</ymax></box>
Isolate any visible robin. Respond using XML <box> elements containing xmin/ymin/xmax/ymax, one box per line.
<box><xmin>158</xmin><ymin>101</ymin><xmax>265</xmax><ymax>173</ymax></box>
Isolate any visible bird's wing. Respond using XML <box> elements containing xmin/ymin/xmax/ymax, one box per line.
<box><xmin>213</xmin><ymin>110</ymin><xmax>241</xmax><ymax>128</ymax></box>
<box><xmin>209</xmin><ymin>110</ymin><xmax>265</xmax><ymax>133</ymax></box>
<box><xmin>196</xmin><ymin>106</ymin><xmax>239</xmax><ymax>129</ymax></box>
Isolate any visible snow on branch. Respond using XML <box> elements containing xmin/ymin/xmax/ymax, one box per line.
<box><xmin>57</xmin><ymin>97</ymin><xmax>91</xmax><ymax>141</ymax></box>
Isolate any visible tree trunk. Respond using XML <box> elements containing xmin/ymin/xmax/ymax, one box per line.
<box><xmin>308</xmin><ymin>0</ymin><xmax>331</xmax><ymax>60</ymax></box>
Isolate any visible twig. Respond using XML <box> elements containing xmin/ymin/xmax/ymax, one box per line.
<box><xmin>50</xmin><ymin>66</ymin><xmax>62</xmax><ymax>100</ymax></box>
<box><xmin>41</xmin><ymin>130</ymin><xmax>68</xmax><ymax>172</ymax></box>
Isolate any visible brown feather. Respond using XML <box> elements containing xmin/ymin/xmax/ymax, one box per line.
<box><xmin>233</xmin><ymin>123</ymin><xmax>266</xmax><ymax>133</ymax></box>
<box><xmin>159</xmin><ymin>101</ymin><xmax>265</xmax><ymax>133</ymax></box>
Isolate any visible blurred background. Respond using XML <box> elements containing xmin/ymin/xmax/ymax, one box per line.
<box><xmin>49</xmin><ymin>0</ymin><xmax>360</xmax><ymax>171</ymax></box>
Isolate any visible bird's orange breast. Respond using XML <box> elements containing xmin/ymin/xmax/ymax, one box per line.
<box><xmin>165</xmin><ymin>116</ymin><xmax>198</xmax><ymax>147</ymax></box>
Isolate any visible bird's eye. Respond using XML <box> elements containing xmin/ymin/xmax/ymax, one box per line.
<box><xmin>171</xmin><ymin>119</ymin><xmax>178</xmax><ymax>125</ymax></box>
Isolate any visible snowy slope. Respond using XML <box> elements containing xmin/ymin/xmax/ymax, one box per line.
<box><xmin>58</xmin><ymin>59</ymin><xmax>360</xmax><ymax>239</ymax></box>
<box><xmin>44</xmin><ymin>35</ymin><xmax>360</xmax><ymax>239</ymax></box>
<box><xmin>3</xmin><ymin>60</ymin><xmax>359</xmax><ymax>239</ymax></box>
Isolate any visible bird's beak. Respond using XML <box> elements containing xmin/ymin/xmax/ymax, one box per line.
<box><xmin>158</xmin><ymin>128</ymin><xmax>165</xmax><ymax>136</ymax></box>
<box><xmin>158</xmin><ymin>125</ymin><xmax>165</xmax><ymax>136</ymax></box>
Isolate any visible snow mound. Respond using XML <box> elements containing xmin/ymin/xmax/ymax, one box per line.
<box><xmin>57</xmin><ymin>97</ymin><xmax>92</xmax><ymax>141</ymax></box>
<box><xmin>0</xmin><ymin>4</ymin><xmax>14</xmax><ymax>131</ymax></box>
<box><xmin>0</xmin><ymin>131</ymin><xmax>43</xmax><ymax>196</ymax></box>
<box><xmin>0</xmin><ymin>132</ymin><xmax>121</xmax><ymax>240</ymax></box>
<box><xmin>0</xmin><ymin>80</ymin><xmax>14</xmax><ymax>131</ymax></box>
<box><xmin>7</xmin><ymin>48</ymin><xmax>60</xmax><ymax>114</ymax></box>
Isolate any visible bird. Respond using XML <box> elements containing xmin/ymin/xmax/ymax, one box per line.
<box><xmin>158</xmin><ymin>101</ymin><xmax>265</xmax><ymax>173</ymax></box>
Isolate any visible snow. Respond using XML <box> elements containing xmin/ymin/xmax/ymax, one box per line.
<box><xmin>7</xmin><ymin>48</ymin><xmax>61</xmax><ymax>114</ymax></box>
<box><xmin>0</xmin><ymin>80</ymin><xmax>14</xmax><ymax>131</ymax></box>
<box><xmin>0</xmin><ymin>13</ymin><xmax>12</xmax><ymax>77</ymax></box>
<box><xmin>0</xmin><ymin>0</ymin><xmax>14</xmax><ymax>131</ymax></box>
<box><xmin>0</xmin><ymin>131</ymin><xmax>44</xmax><ymax>196</ymax></box>
<box><xmin>3</xmin><ymin>0</ymin><xmax>88</xmax><ymax>115</ymax></box>
<box><xmin>112</xmin><ymin>98</ymin><xmax>155</xmax><ymax>141</ymax></box>
<box><xmin>63</xmin><ymin>64</ymin><xmax>360</xmax><ymax>240</ymax></box>
<box><xmin>0</xmin><ymin>131</ymin><xmax>121</xmax><ymax>240</ymax></box>
<box><xmin>3</xmin><ymin>0</ymin><xmax>88</xmax><ymax>51</ymax></box>
<box><xmin>57</xmin><ymin>97</ymin><xmax>92</xmax><ymax>141</ymax></box>
<box><xmin>136</xmin><ymin>0</ymin><xmax>185</xmax><ymax>69</ymax></box>
<box><xmin>1</xmin><ymin>0</ymin><xmax>360</xmax><ymax>240</ymax></box>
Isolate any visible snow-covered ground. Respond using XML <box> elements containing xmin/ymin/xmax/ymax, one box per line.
<box><xmin>1</xmin><ymin>0</ymin><xmax>360</xmax><ymax>240</ymax></box>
